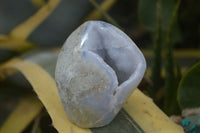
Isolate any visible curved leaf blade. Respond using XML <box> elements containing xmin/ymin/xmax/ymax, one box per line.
<box><xmin>178</xmin><ymin>62</ymin><xmax>200</xmax><ymax>109</ymax></box>
<box><xmin>0</xmin><ymin>96</ymin><xmax>43</xmax><ymax>133</ymax></box>
<box><xmin>0</xmin><ymin>51</ymin><xmax>184</xmax><ymax>133</ymax></box>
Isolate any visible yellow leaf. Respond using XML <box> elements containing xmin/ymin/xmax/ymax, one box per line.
<box><xmin>31</xmin><ymin>0</ymin><xmax>46</xmax><ymax>8</ymax></box>
<box><xmin>0</xmin><ymin>36</ymin><xmax>35</xmax><ymax>52</ymax></box>
<box><xmin>0</xmin><ymin>58</ymin><xmax>184</xmax><ymax>133</ymax></box>
<box><xmin>0</xmin><ymin>59</ymin><xmax>91</xmax><ymax>133</ymax></box>
<box><xmin>124</xmin><ymin>89</ymin><xmax>184</xmax><ymax>133</ymax></box>
<box><xmin>0</xmin><ymin>96</ymin><xmax>43</xmax><ymax>133</ymax></box>
<box><xmin>0</xmin><ymin>58</ymin><xmax>21</xmax><ymax>80</ymax></box>
<box><xmin>9</xmin><ymin>0</ymin><xmax>61</xmax><ymax>40</ymax></box>
<box><xmin>85</xmin><ymin>0</ymin><xmax>117</xmax><ymax>20</ymax></box>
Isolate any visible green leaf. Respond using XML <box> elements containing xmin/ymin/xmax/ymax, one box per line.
<box><xmin>138</xmin><ymin>0</ymin><xmax>157</xmax><ymax>31</ymax></box>
<box><xmin>178</xmin><ymin>61</ymin><xmax>200</xmax><ymax>109</ymax></box>
<box><xmin>138</xmin><ymin>0</ymin><xmax>181</xmax><ymax>44</ymax></box>
<box><xmin>138</xmin><ymin>0</ymin><xmax>176</xmax><ymax>31</ymax></box>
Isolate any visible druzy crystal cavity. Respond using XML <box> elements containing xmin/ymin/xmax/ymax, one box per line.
<box><xmin>55</xmin><ymin>21</ymin><xmax>146</xmax><ymax>128</ymax></box>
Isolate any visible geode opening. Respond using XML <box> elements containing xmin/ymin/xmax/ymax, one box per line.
<box><xmin>55</xmin><ymin>21</ymin><xmax>146</xmax><ymax>128</ymax></box>
<box><xmin>80</xmin><ymin>22</ymin><xmax>142</xmax><ymax>86</ymax></box>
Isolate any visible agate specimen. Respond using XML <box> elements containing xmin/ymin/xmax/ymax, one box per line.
<box><xmin>55</xmin><ymin>21</ymin><xmax>146</xmax><ymax>128</ymax></box>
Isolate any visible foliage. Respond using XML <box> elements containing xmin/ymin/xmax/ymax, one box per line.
<box><xmin>178</xmin><ymin>62</ymin><xmax>200</xmax><ymax>109</ymax></box>
<box><xmin>0</xmin><ymin>0</ymin><xmax>199</xmax><ymax>132</ymax></box>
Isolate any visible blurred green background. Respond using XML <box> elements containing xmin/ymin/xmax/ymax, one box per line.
<box><xmin>0</xmin><ymin>0</ymin><xmax>200</xmax><ymax>132</ymax></box>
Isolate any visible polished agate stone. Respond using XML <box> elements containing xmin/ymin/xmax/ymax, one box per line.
<box><xmin>55</xmin><ymin>21</ymin><xmax>146</xmax><ymax>128</ymax></box>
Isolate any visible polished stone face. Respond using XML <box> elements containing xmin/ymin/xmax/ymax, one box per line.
<box><xmin>55</xmin><ymin>21</ymin><xmax>146</xmax><ymax>128</ymax></box>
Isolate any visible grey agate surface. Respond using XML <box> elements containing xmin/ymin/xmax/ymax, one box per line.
<box><xmin>55</xmin><ymin>21</ymin><xmax>146</xmax><ymax>128</ymax></box>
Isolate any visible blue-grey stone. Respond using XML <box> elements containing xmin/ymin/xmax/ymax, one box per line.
<box><xmin>55</xmin><ymin>21</ymin><xmax>146</xmax><ymax>128</ymax></box>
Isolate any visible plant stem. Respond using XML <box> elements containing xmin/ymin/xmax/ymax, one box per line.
<box><xmin>151</xmin><ymin>0</ymin><xmax>162</xmax><ymax>99</ymax></box>
<box><xmin>89</xmin><ymin>0</ymin><xmax>121</xmax><ymax>29</ymax></box>
<box><xmin>164</xmin><ymin>0</ymin><xmax>181</xmax><ymax>115</ymax></box>
<box><xmin>85</xmin><ymin>0</ymin><xmax>117</xmax><ymax>20</ymax></box>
